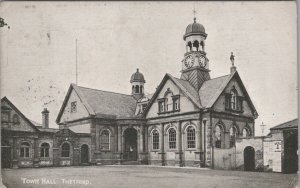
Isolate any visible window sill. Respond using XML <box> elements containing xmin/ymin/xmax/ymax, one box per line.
<box><xmin>225</xmin><ymin>108</ymin><xmax>243</xmax><ymax>113</ymax></box>
<box><xmin>158</xmin><ymin>109</ymin><xmax>180</xmax><ymax>115</ymax></box>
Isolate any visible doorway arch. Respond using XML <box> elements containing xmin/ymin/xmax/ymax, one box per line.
<box><xmin>244</xmin><ymin>146</ymin><xmax>255</xmax><ymax>171</ymax></box>
<box><xmin>124</xmin><ymin>128</ymin><xmax>138</xmax><ymax>161</ymax></box>
<box><xmin>81</xmin><ymin>144</ymin><xmax>89</xmax><ymax>165</ymax></box>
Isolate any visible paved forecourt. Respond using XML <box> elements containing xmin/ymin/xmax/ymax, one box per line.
<box><xmin>1</xmin><ymin>165</ymin><xmax>298</xmax><ymax>188</ymax></box>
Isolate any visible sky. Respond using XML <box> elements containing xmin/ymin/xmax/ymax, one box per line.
<box><xmin>0</xmin><ymin>1</ymin><xmax>297</xmax><ymax>136</ymax></box>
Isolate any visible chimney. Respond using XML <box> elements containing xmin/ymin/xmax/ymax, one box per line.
<box><xmin>42</xmin><ymin>108</ymin><xmax>49</xmax><ymax>128</ymax></box>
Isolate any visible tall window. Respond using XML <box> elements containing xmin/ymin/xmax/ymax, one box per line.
<box><xmin>229</xmin><ymin>127</ymin><xmax>237</xmax><ymax>148</ymax></box>
<box><xmin>187</xmin><ymin>126</ymin><xmax>196</xmax><ymax>148</ymax></box>
<box><xmin>158</xmin><ymin>101</ymin><xmax>165</xmax><ymax>113</ymax></box>
<box><xmin>215</xmin><ymin>126</ymin><xmax>222</xmax><ymax>148</ymax></box>
<box><xmin>173</xmin><ymin>97</ymin><xmax>180</xmax><ymax>111</ymax></box>
<box><xmin>152</xmin><ymin>130</ymin><xmax>159</xmax><ymax>150</ymax></box>
<box><xmin>165</xmin><ymin>92</ymin><xmax>173</xmax><ymax>111</ymax></box>
<box><xmin>169</xmin><ymin>128</ymin><xmax>176</xmax><ymax>149</ymax></box>
<box><xmin>40</xmin><ymin>143</ymin><xmax>50</xmax><ymax>157</ymax></box>
<box><xmin>61</xmin><ymin>143</ymin><xmax>70</xmax><ymax>157</ymax></box>
<box><xmin>230</xmin><ymin>90</ymin><xmax>237</xmax><ymax>110</ymax></box>
<box><xmin>71</xmin><ymin>101</ymin><xmax>77</xmax><ymax>113</ymax></box>
<box><xmin>242</xmin><ymin>128</ymin><xmax>250</xmax><ymax>138</ymax></box>
<box><xmin>100</xmin><ymin>130</ymin><xmax>110</xmax><ymax>150</ymax></box>
<box><xmin>20</xmin><ymin>142</ymin><xmax>30</xmax><ymax>158</ymax></box>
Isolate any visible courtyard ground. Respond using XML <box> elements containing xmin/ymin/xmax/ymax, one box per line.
<box><xmin>1</xmin><ymin>165</ymin><xmax>298</xmax><ymax>188</ymax></box>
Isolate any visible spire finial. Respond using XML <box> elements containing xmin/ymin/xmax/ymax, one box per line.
<box><xmin>137</xmin><ymin>68</ymin><xmax>139</xmax><ymax>72</ymax></box>
<box><xmin>230</xmin><ymin>52</ymin><xmax>235</xmax><ymax>66</ymax></box>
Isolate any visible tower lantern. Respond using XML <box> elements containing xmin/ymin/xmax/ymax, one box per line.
<box><xmin>181</xmin><ymin>17</ymin><xmax>210</xmax><ymax>91</ymax></box>
<box><xmin>130</xmin><ymin>68</ymin><xmax>145</xmax><ymax>100</ymax></box>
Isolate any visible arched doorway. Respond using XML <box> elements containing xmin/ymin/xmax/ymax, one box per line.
<box><xmin>81</xmin><ymin>144</ymin><xmax>89</xmax><ymax>165</ymax></box>
<box><xmin>124</xmin><ymin>128</ymin><xmax>138</xmax><ymax>161</ymax></box>
<box><xmin>1</xmin><ymin>140</ymin><xmax>11</xmax><ymax>168</ymax></box>
<box><xmin>244</xmin><ymin>146</ymin><xmax>255</xmax><ymax>171</ymax></box>
<box><xmin>283</xmin><ymin>130</ymin><xmax>298</xmax><ymax>173</ymax></box>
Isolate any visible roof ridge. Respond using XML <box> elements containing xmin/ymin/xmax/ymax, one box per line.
<box><xmin>78</xmin><ymin>85</ymin><xmax>134</xmax><ymax>98</ymax></box>
<box><xmin>209</xmin><ymin>74</ymin><xmax>231</xmax><ymax>80</ymax></box>
<box><xmin>271</xmin><ymin>118</ymin><xmax>298</xmax><ymax>129</ymax></box>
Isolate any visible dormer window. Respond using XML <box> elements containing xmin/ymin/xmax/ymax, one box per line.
<box><xmin>225</xmin><ymin>86</ymin><xmax>243</xmax><ymax>112</ymax></box>
<box><xmin>71</xmin><ymin>101</ymin><xmax>77</xmax><ymax>113</ymax></box>
<box><xmin>158</xmin><ymin>100</ymin><xmax>165</xmax><ymax>113</ymax></box>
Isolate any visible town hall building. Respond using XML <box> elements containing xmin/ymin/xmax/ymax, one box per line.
<box><xmin>1</xmin><ymin>18</ymin><xmax>265</xmax><ymax>171</ymax></box>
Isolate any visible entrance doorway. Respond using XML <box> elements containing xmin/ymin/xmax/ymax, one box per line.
<box><xmin>1</xmin><ymin>140</ymin><xmax>11</xmax><ymax>168</ymax></box>
<box><xmin>81</xmin><ymin>144</ymin><xmax>89</xmax><ymax>164</ymax></box>
<box><xmin>244</xmin><ymin>146</ymin><xmax>255</xmax><ymax>171</ymax></box>
<box><xmin>283</xmin><ymin>130</ymin><xmax>298</xmax><ymax>173</ymax></box>
<box><xmin>124</xmin><ymin>128</ymin><xmax>138</xmax><ymax>161</ymax></box>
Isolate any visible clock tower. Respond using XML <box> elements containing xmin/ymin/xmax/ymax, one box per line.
<box><xmin>181</xmin><ymin>18</ymin><xmax>210</xmax><ymax>91</ymax></box>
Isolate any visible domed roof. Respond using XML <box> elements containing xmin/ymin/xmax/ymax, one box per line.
<box><xmin>130</xmin><ymin>68</ymin><xmax>145</xmax><ymax>83</ymax></box>
<box><xmin>183</xmin><ymin>18</ymin><xmax>207</xmax><ymax>40</ymax></box>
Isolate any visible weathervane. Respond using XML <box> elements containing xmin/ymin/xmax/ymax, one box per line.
<box><xmin>230</xmin><ymin>52</ymin><xmax>235</xmax><ymax>66</ymax></box>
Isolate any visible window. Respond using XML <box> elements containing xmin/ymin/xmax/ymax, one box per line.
<box><xmin>61</xmin><ymin>143</ymin><xmax>70</xmax><ymax>157</ymax></box>
<box><xmin>20</xmin><ymin>142</ymin><xmax>30</xmax><ymax>158</ymax></box>
<box><xmin>100</xmin><ymin>130</ymin><xmax>110</xmax><ymax>150</ymax></box>
<box><xmin>40</xmin><ymin>143</ymin><xmax>50</xmax><ymax>157</ymax></box>
<box><xmin>215</xmin><ymin>126</ymin><xmax>222</xmax><ymax>148</ymax></box>
<box><xmin>173</xmin><ymin>96</ymin><xmax>180</xmax><ymax>111</ymax></box>
<box><xmin>187</xmin><ymin>126</ymin><xmax>196</xmax><ymax>149</ymax></box>
<box><xmin>165</xmin><ymin>92</ymin><xmax>173</xmax><ymax>111</ymax></box>
<box><xmin>152</xmin><ymin>130</ymin><xmax>159</xmax><ymax>150</ymax></box>
<box><xmin>135</xmin><ymin>85</ymin><xmax>140</xmax><ymax>94</ymax></box>
<box><xmin>229</xmin><ymin>127</ymin><xmax>238</xmax><ymax>147</ymax></box>
<box><xmin>242</xmin><ymin>128</ymin><xmax>250</xmax><ymax>138</ymax></box>
<box><xmin>71</xmin><ymin>101</ymin><xmax>77</xmax><ymax>113</ymax></box>
<box><xmin>230</xmin><ymin>90</ymin><xmax>237</xmax><ymax>110</ymax></box>
<box><xmin>158</xmin><ymin>101</ymin><xmax>165</xmax><ymax>113</ymax></box>
<box><xmin>168</xmin><ymin>128</ymin><xmax>176</xmax><ymax>149</ymax></box>
<box><xmin>13</xmin><ymin>114</ymin><xmax>20</xmax><ymax>124</ymax></box>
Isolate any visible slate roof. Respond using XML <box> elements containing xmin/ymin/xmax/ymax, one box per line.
<box><xmin>270</xmin><ymin>119</ymin><xmax>298</xmax><ymax>130</ymax></box>
<box><xmin>199</xmin><ymin>74</ymin><xmax>231</xmax><ymax>108</ymax></box>
<box><xmin>77</xmin><ymin>86</ymin><xmax>137</xmax><ymax>119</ymax></box>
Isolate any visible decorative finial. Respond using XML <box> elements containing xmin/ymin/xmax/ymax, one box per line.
<box><xmin>230</xmin><ymin>52</ymin><xmax>235</xmax><ymax>66</ymax></box>
<box><xmin>137</xmin><ymin>68</ymin><xmax>139</xmax><ymax>72</ymax></box>
<box><xmin>0</xmin><ymin>17</ymin><xmax>10</xmax><ymax>29</ymax></box>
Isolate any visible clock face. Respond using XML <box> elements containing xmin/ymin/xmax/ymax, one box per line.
<box><xmin>199</xmin><ymin>56</ymin><xmax>206</xmax><ymax>67</ymax></box>
<box><xmin>184</xmin><ymin>55</ymin><xmax>194</xmax><ymax>68</ymax></box>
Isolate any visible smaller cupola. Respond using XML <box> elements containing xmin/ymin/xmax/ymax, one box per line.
<box><xmin>130</xmin><ymin>69</ymin><xmax>146</xmax><ymax>100</ymax></box>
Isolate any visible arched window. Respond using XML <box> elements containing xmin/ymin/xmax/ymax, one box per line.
<box><xmin>61</xmin><ymin>143</ymin><xmax>70</xmax><ymax>157</ymax></box>
<box><xmin>13</xmin><ymin>114</ymin><xmax>20</xmax><ymax>124</ymax></box>
<box><xmin>100</xmin><ymin>130</ymin><xmax>110</xmax><ymax>150</ymax></box>
<box><xmin>20</xmin><ymin>142</ymin><xmax>30</xmax><ymax>158</ymax></box>
<box><xmin>231</xmin><ymin>89</ymin><xmax>238</xmax><ymax>110</ymax></box>
<box><xmin>242</xmin><ymin>128</ymin><xmax>250</xmax><ymax>138</ymax></box>
<box><xmin>168</xmin><ymin>128</ymin><xmax>176</xmax><ymax>149</ymax></box>
<box><xmin>152</xmin><ymin>130</ymin><xmax>159</xmax><ymax>150</ymax></box>
<box><xmin>200</xmin><ymin>41</ymin><xmax>205</xmax><ymax>51</ymax></box>
<box><xmin>135</xmin><ymin>85</ymin><xmax>140</xmax><ymax>94</ymax></box>
<box><xmin>215</xmin><ymin>126</ymin><xmax>222</xmax><ymax>148</ymax></box>
<box><xmin>40</xmin><ymin>143</ymin><xmax>50</xmax><ymax>157</ymax></box>
<box><xmin>140</xmin><ymin>85</ymin><xmax>143</xmax><ymax>94</ymax></box>
<box><xmin>229</xmin><ymin>127</ymin><xmax>238</xmax><ymax>147</ymax></box>
<box><xmin>193</xmin><ymin>40</ymin><xmax>200</xmax><ymax>51</ymax></box>
<box><xmin>187</xmin><ymin>126</ymin><xmax>196</xmax><ymax>149</ymax></box>
<box><xmin>187</xmin><ymin>41</ymin><xmax>192</xmax><ymax>52</ymax></box>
